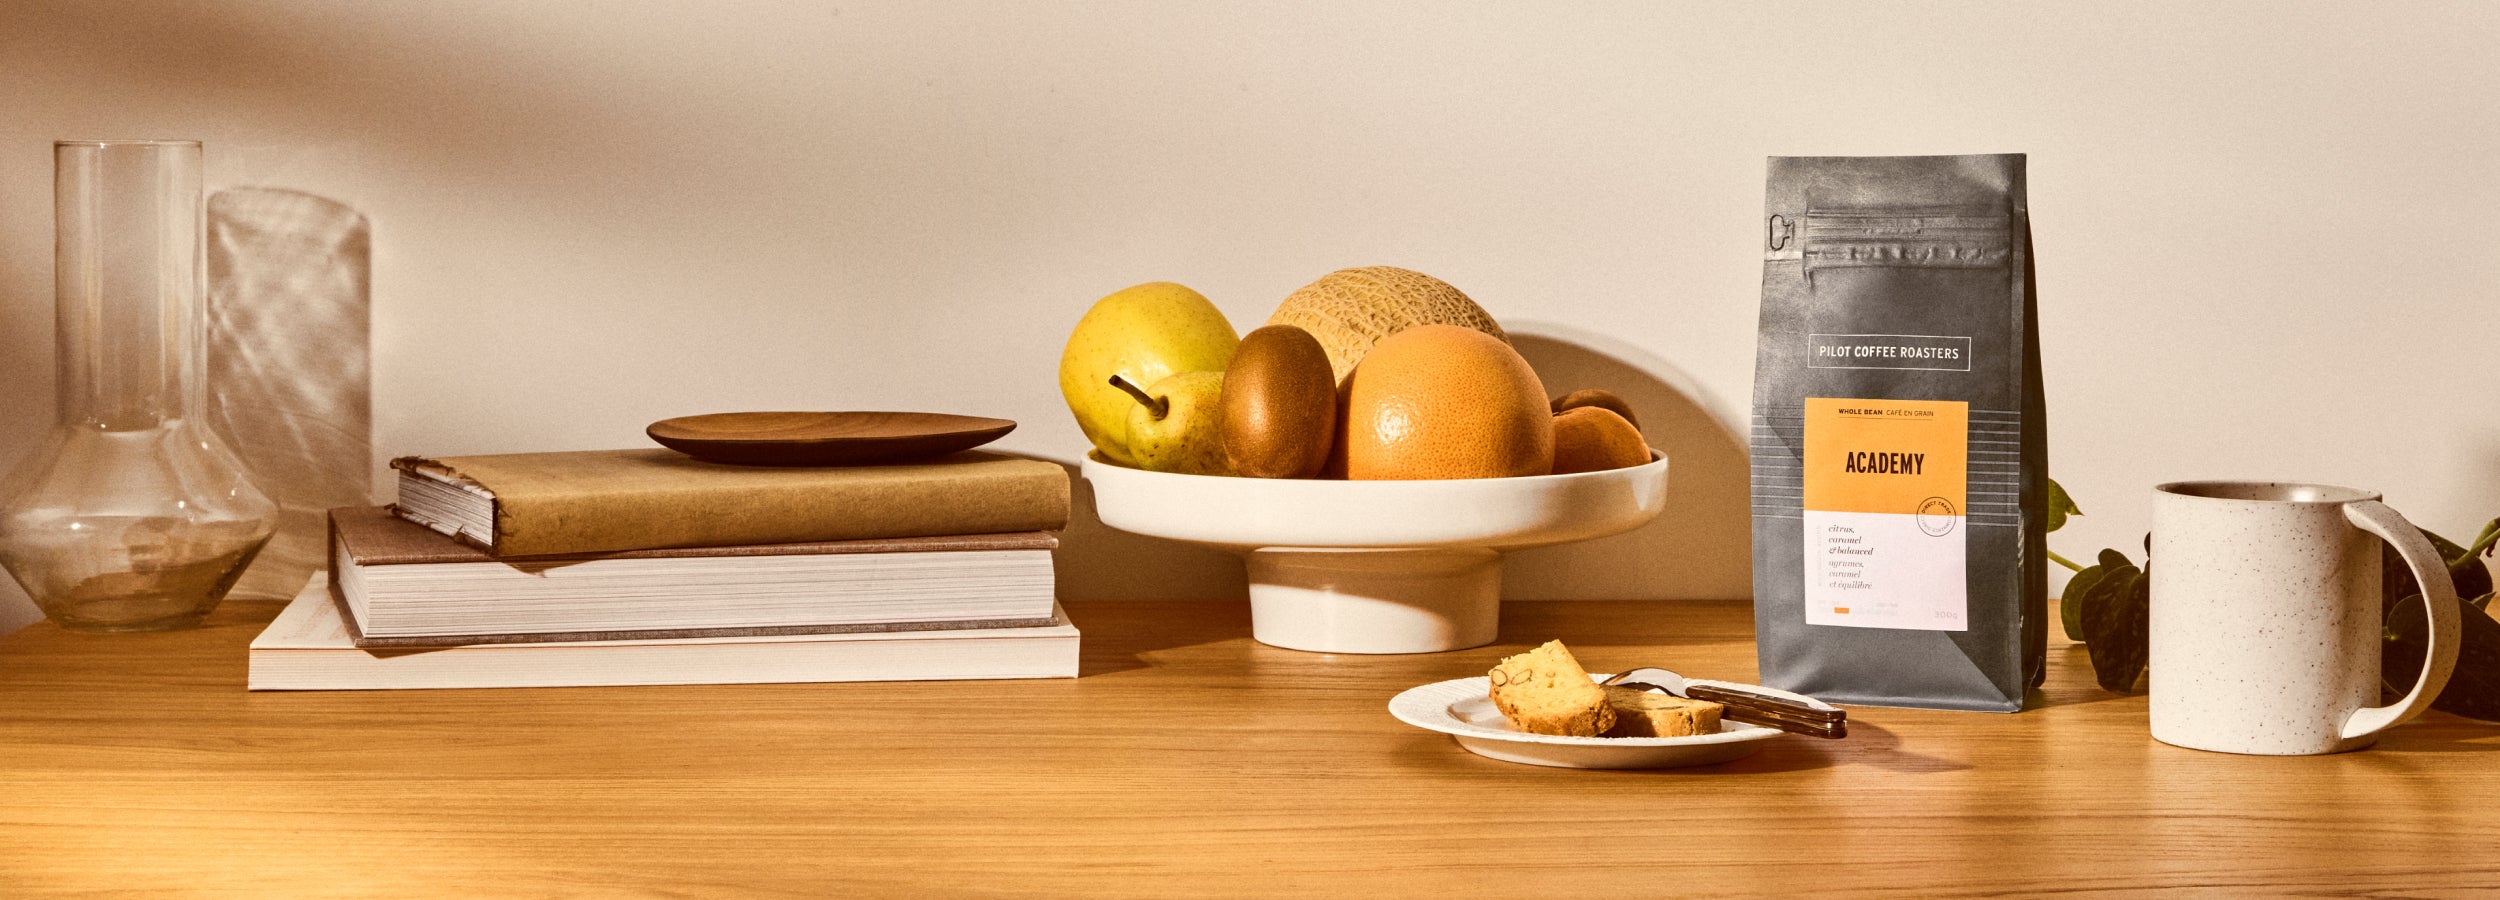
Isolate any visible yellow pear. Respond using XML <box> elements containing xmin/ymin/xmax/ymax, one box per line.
<box><xmin>1113</xmin><ymin>371</ymin><xmax>1232</xmax><ymax>475</ymax></box>
<box><xmin>1058</xmin><ymin>282</ymin><xmax>1238</xmax><ymax>465</ymax></box>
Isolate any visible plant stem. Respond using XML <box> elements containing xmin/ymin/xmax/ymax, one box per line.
<box><xmin>1106</xmin><ymin>375</ymin><xmax>1168</xmax><ymax>419</ymax></box>
<box><xmin>2048</xmin><ymin>550</ymin><xmax>2084</xmax><ymax>573</ymax></box>
<box><xmin>2467</xmin><ymin>518</ymin><xmax>2500</xmax><ymax>560</ymax></box>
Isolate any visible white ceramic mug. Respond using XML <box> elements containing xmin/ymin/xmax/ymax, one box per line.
<box><xmin>2149</xmin><ymin>481</ymin><xmax>2460</xmax><ymax>755</ymax></box>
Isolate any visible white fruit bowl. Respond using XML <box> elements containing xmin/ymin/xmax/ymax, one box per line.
<box><xmin>1080</xmin><ymin>452</ymin><xmax>1669</xmax><ymax>654</ymax></box>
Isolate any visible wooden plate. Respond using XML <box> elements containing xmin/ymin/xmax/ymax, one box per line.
<box><xmin>646</xmin><ymin>412</ymin><xmax>1016</xmax><ymax>466</ymax></box>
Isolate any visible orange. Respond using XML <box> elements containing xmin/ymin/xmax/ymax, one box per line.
<box><xmin>1550</xmin><ymin>406</ymin><xmax>1649</xmax><ymax>474</ymax></box>
<box><xmin>1341</xmin><ymin>324</ymin><xmax>1552</xmax><ymax>479</ymax></box>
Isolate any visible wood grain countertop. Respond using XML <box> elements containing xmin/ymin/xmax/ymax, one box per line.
<box><xmin>2</xmin><ymin>598</ymin><xmax>2494</xmax><ymax>896</ymax></box>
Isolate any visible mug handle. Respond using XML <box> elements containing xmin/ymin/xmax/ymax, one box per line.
<box><xmin>2338</xmin><ymin>500</ymin><xmax>2461</xmax><ymax>740</ymax></box>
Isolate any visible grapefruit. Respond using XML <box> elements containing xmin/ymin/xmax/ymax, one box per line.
<box><xmin>1341</xmin><ymin>325</ymin><xmax>1551</xmax><ymax>480</ymax></box>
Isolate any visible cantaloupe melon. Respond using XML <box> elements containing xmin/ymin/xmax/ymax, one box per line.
<box><xmin>1264</xmin><ymin>266</ymin><xmax>1506</xmax><ymax>385</ymax></box>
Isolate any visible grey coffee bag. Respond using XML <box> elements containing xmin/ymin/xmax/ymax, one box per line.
<box><xmin>1750</xmin><ymin>154</ymin><xmax>2047</xmax><ymax>712</ymax></box>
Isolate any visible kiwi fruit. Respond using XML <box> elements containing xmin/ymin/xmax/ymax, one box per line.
<box><xmin>1220</xmin><ymin>325</ymin><xmax>1338</xmax><ymax>478</ymax></box>
<box><xmin>1550</xmin><ymin>388</ymin><xmax>1639</xmax><ymax>431</ymax></box>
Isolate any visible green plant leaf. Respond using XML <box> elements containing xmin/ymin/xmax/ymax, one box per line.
<box><xmin>2078</xmin><ymin>554</ymin><xmax>2149</xmax><ymax>693</ymax></box>
<box><xmin>2385</xmin><ymin>589</ymin><xmax>2500</xmax><ymax>721</ymax></box>
<box><xmin>2381</xmin><ymin>524</ymin><xmax>2496</xmax><ymax>617</ymax></box>
<box><xmin>2456</xmin><ymin>524</ymin><xmax>2496</xmax><ymax>603</ymax></box>
<box><xmin>2060</xmin><ymin>562</ymin><xmax>2106</xmax><ymax>642</ymax></box>
<box><xmin>2380</xmin><ymin>522</ymin><xmax>2500</xmax><ymax>722</ymax></box>
<box><xmin>2467</xmin><ymin>519</ymin><xmax>2500</xmax><ymax>560</ymax></box>
<box><xmin>2046</xmin><ymin>479</ymin><xmax>2080</xmax><ymax>534</ymax></box>
<box><xmin>2432</xmin><ymin>530</ymin><xmax>2493</xmax><ymax>601</ymax></box>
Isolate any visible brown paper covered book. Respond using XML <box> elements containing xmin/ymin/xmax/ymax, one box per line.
<box><xmin>331</xmin><ymin>506</ymin><xmax>1060</xmax><ymax>646</ymax></box>
<box><xmin>391</xmin><ymin>448</ymin><xmax>1069</xmax><ymax>557</ymax></box>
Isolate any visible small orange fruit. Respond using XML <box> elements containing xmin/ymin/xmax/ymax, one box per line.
<box><xmin>1549</xmin><ymin>388</ymin><xmax>1639</xmax><ymax>431</ymax></box>
<box><xmin>1550</xmin><ymin>406</ymin><xmax>1650</xmax><ymax>475</ymax></box>
<box><xmin>1341</xmin><ymin>324</ymin><xmax>1552</xmax><ymax>479</ymax></box>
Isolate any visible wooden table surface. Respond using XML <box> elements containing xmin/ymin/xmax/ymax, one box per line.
<box><xmin>2</xmin><ymin>597</ymin><xmax>2495</xmax><ymax>897</ymax></box>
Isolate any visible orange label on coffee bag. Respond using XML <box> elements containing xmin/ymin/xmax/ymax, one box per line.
<box><xmin>1801</xmin><ymin>398</ymin><xmax>1969</xmax><ymax>631</ymax></box>
<box><xmin>1802</xmin><ymin>399</ymin><xmax>1968</xmax><ymax>516</ymax></box>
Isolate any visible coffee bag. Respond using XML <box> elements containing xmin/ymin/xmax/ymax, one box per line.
<box><xmin>1750</xmin><ymin>154</ymin><xmax>2046</xmax><ymax>712</ymax></box>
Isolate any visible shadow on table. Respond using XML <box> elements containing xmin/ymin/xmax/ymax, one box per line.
<box><xmin>2023</xmin><ymin>647</ymin><xmax>2150</xmax><ymax>711</ymax></box>
<box><xmin>1700</xmin><ymin>721</ymin><xmax>1968</xmax><ymax>776</ymax></box>
<box><xmin>1032</xmin><ymin>455</ymin><xmax>1253</xmax><ymax>676</ymax></box>
<box><xmin>2377</xmin><ymin>722</ymin><xmax>2500</xmax><ymax>754</ymax></box>
<box><xmin>1062</xmin><ymin>595</ymin><xmax>1256</xmax><ymax>679</ymax></box>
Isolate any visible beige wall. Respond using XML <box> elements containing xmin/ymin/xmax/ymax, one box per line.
<box><xmin>2</xmin><ymin>2</ymin><xmax>2495</xmax><ymax>633</ymax></box>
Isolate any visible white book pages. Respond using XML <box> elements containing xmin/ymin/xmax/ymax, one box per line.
<box><xmin>339</xmin><ymin>536</ymin><xmax>1058</xmax><ymax>638</ymax></box>
<box><xmin>392</xmin><ymin>472</ymin><xmax>495</xmax><ymax>546</ymax></box>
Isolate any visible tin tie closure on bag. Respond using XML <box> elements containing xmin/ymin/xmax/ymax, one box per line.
<box><xmin>1802</xmin><ymin>209</ymin><xmax>2011</xmax><ymax>271</ymax></box>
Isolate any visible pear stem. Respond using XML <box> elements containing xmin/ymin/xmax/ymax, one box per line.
<box><xmin>1107</xmin><ymin>375</ymin><xmax>1168</xmax><ymax>419</ymax></box>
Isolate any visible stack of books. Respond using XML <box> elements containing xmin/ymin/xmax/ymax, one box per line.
<box><xmin>248</xmin><ymin>448</ymin><xmax>1078</xmax><ymax>690</ymax></box>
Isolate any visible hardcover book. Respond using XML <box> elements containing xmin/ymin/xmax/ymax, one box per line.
<box><xmin>391</xmin><ymin>448</ymin><xmax>1070</xmax><ymax>557</ymax></box>
<box><xmin>249</xmin><ymin>578</ymin><xmax>1081</xmax><ymax>691</ymax></box>
<box><xmin>331</xmin><ymin>506</ymin><xmax>1059</xmax><ymax>646</ymax></box>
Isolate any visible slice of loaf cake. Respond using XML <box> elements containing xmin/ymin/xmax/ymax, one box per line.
<box><xmin>1487</xmin><ymin>640</ymin><xmax>1615</xmax><ymax>737</ymax></box>
<box><xmin>1600</xmin><ymin>685</ymin><xmax>1724</xmax><ymax>738</ymax></box>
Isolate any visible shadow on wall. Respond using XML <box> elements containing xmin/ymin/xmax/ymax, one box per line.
<box><xmin>206</xmin><ymin>188</ymin><xmax>375</xmax><ymax>600</ymax></box>
<box><xmin>1505</xmin><ymin>324</ymin><xmax>1752</xmax><ymax>601</ymax></box>
<box><xmin>1044</xmin><ymin>324</ymin><xmax>1753</xmax><ymax>603</ymax></box>
<box><xmin>0</xmin><ymin>183</ymin><xmax>373</xmax><ymax>633</ymax></box>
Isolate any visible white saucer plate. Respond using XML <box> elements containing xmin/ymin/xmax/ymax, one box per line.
<box><xmin>1388</xmin><ymin>674</ymin><xmax>1808</xmax><ymax>769</ymax></box>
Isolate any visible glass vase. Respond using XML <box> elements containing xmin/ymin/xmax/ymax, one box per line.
<box><xmin>0</xmin><ymin>140</ymin><xmax>277</xmax><ymax>632</ymax></box>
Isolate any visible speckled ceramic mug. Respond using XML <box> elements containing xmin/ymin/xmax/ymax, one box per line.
<box><xmin>2149</xmin><ymin>481</ymin><xmax>2460</xmax><ymax>755</ymax></box>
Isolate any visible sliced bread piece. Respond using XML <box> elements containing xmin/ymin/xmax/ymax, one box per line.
<box><xmin>1487</xmin><ymin>640</ymin><xmax>1615</xmax><ymax>737</ymax></box>
<box><xmin>1601</xmin><ymin>685</ymin><xmax>1724</xmax><ymax>738</ymax></box>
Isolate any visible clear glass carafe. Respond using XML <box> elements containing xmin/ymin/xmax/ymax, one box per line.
<box><xmin>0</xmin><ymin>141</ymin><xmax>277</xmax><ymax>632</ymax></box>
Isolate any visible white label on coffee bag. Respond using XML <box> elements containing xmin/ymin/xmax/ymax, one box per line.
<box><xmin>1801</xmin><ymin>398</ymin><xmax>1969</xmax><ymax>631</ymax></box>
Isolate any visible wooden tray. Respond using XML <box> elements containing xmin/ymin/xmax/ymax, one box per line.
<box><xmin>646</xmin><ymin>411</ymin><xmax>1016</xmax><ymax>466</ymax></box>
